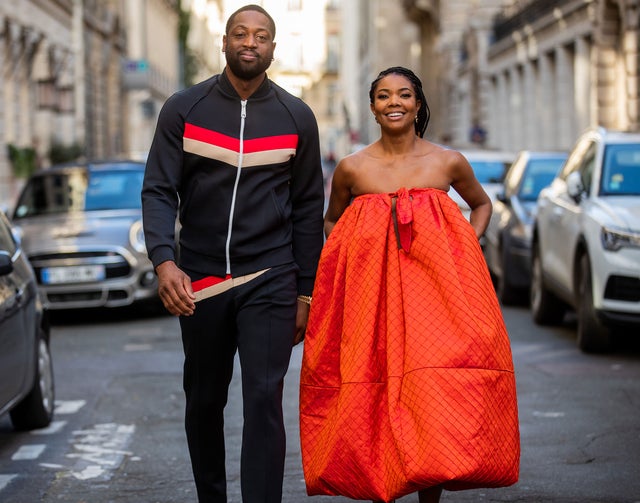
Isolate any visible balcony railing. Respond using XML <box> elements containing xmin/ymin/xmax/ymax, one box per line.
<box><xmin>492</xmin><ymin>0</ymin><xmax>573</xmax><ymax>42</ymax></box>
<box><xmin>402</xmin><ymin>0</ymin><xmax>439</xmax><ymax>23</ymax></box>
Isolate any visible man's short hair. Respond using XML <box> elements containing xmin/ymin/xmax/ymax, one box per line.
<box><xmin>225</xmin><ymin>4</ymin><xmax>276</xmax><ymax>39</ymax></box>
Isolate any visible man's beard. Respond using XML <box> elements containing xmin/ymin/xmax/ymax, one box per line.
<box><xmin>225</xmin><ymin>50</ymin><xmax>273</xmax><ymax>80</ymax></box>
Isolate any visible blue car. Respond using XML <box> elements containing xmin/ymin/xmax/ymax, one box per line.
<box><xmin>483</xmin><ymin>151</ymin><xmax>568</xmax><ymax>304</ymax></box>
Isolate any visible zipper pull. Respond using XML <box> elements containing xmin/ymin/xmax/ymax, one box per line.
<box><xmin>241</xmin><ymin>100</ymin><xmax>247</xmax><ymax>118</ymax></box>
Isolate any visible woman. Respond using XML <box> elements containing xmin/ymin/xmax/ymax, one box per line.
<box><xmin>299</xmin><ymin>67</ymin><xmax>520</xmax><ymax>503</ymax></box>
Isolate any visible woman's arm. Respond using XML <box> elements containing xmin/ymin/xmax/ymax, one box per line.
<box><xmin>448</xmin><ymin>151</ymin><xmax>492</xmax><ymax>238</ymax></box>
<box><xmin>323</xmin><ymin>159</ymin><xmax>354</xmax><ymax>238</ymax></box>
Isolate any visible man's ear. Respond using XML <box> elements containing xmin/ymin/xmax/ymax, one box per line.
<box><xmin>222</xmin><ymin>35</ymin><xmax>227</xmax><ymax>52</ymax></box>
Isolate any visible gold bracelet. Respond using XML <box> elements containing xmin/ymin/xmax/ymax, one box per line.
<box><xmin>297</xmin><ymin>295</ymin><xmax>312</xmax><ymax>305</ymax></box>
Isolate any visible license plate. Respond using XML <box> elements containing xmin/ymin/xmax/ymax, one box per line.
<box><xmin>41</xmin><ymin>265</ymin><xmax>106</xmax><ymax>284</ymax></box>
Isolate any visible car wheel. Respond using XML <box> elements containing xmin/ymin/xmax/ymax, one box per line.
<box><xmin>530</xmin><ymin>242</ymin><xmax>565</xmax><ymax>325</ymax></box>
<box><xmin>576</xmin><ymin>253</ymin><xmax>611</xmax><ymax>353</ymax></box>
<box><xmin>10</xmin><ymin>329</ymin><xmax>55</xmax><ymax>430</ymax></box>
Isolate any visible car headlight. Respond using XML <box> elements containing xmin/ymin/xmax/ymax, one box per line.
<box><xmin>129</xmin><ymin>219</ymin><xmax>147</xmax><ymax>253</ymax></box>
<box><xmin>601</xmin><ymin>225</ymin><xmax>640</xmax><ymax>251</ymax></box>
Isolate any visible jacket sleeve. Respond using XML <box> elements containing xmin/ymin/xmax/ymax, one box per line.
<box><xmin>141</xmin><ymin>92</ymin><xmax>185</xmax><ymax>269</ymax></box>
<box><xmin>290</xmin><ymin>103</ymin><xmax>325</xmax><ymax>296</ymax></box>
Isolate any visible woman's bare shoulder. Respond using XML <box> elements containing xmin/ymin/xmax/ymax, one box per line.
<box><xmin>426</xmin><ymin>145</ymin><xmax>471</xmax><ymax>171</ymax></box>
<box><xmin>423</xmin><ymin>143</ymin><xmax>464</xmax><ymax>161</ymax></box>
<box><xmin>336</xmin><ymin>146</ymin><xmax>375</xmax><ymax>172</ymax></box>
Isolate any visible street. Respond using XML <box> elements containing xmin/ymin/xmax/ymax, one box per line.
<box><xmin>0</xmin><ymin>304</ymin><xmax>639</xmax><ymax>503</ymax></box>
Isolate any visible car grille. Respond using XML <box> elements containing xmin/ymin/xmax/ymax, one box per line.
<box><xmin>28</xmin><ymin>251</ymin><xmax>132</xmax><ymax>284</ymax></box>
<box><xmin>604</xmin><ymin>275</ymin><xmax>640</xmax><ymax>302</ymax></box>
<box><xmin>47</xmin><ymin>290</ymin><xmax>130</xmax><ymax>303</ymax></box>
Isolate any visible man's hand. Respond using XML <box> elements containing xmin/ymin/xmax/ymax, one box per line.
<box><xmin>155</xmin><ymin>261</ymin><xmax>196</xmax><ymax>316</ymax></box>
<box><xmin>294</xmin><ymin>299</ymin><xmax>310</xmax><ymax>345</ymax></box>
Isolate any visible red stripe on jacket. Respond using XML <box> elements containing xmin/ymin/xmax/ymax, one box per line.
<box><xmin>184</xmin><ymin>123</ymin><xmax>298</xmax><ymax>153</ymax></box>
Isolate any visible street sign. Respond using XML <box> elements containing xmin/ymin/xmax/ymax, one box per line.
<box><xmin>122</xmin><ymin>59</ymin><xmax>150</xmax><ymax>89</ymax></box>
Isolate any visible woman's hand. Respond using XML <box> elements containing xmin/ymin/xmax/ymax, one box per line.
<box><xmin>294</xmin><ymin>298</ymin><xmax>311</xmax><ymax>345</ymax></box>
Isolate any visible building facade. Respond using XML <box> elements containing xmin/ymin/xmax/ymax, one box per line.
<box><xmin>401</xmin><ymin>0</ymin><xmax>639</xmax><ymax>151</ymax></box>
<box><xmin>335</xmin><ymin>0</ymin><xmax>507</xmax><ymax>149</ymax></box>
<box><xmin>0</xmin><ymin>0</ymin><xmax>128</xmax><ymax>204</ymax></box>
<box><xmin>338</xmin><ymin>0</ymin><xmax>420</xmax><ymax>149</ymax></box>
<box><xmin>122</xmin><ymin>0</ymin><xmax>181</xmax><ymax>160</ymax></box>
<box><xmin>402</xmin><ymin>0</ymin><xmax>509</xmax><ymax>146</ymax></box>
<box><xmin>0</xmin><ymin>0</ymin><xmax>183</xmax><ymax>206</ymax></box>
<box><xmin>483</xmin><ymin>0</ymin><xmax>639</xmax><ymax>152</ymax></box>
<box><xmin>5</xmin><ymin>0</ymin><xmax>635</xmax><ymax>207</ymax></box>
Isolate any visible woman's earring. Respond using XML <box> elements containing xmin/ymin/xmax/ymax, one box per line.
<box><xmin>415</xmin><ymin>116</ymin><xmax>418</xmax><ymax>123</ymax></box>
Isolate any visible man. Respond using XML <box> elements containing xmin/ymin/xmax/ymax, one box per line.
<box><xmin>141</xmin><ymin>5</ymin><xmax>324</xmax><ymax>502</ymax></box>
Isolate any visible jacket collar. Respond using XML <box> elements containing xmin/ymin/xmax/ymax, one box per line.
<box><xmin>219</xmin><ymin>69</ymin><xmax>272</xmax><ymax>100</ymax></box>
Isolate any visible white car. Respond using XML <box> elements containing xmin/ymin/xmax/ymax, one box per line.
<box><xmin>531</xmin><ymin>128</ymin><xmax>640</xmax><ymax>352</ymax></box>
<box><xmin>449</xmin><ymin>149</ymin><xmax>516</xmax><ymax>224</ymax></box>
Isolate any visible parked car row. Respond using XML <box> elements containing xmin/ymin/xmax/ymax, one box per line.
<box><xmin>483</xmin><ymin>151</ymin><xmax>568</xmax><ymax>304</ymax></box>
<box><xmin>1</xmin><ymin>159</ymin><xmax>161</xmax><ymax>431</ymax></box>
<box><xmin>471</xmin><ymin>127</ymin><xmax>640</xmax><ymax>353</ymax></box>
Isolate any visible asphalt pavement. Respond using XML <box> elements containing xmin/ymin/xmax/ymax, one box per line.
<box><xmin>3</xmin><ymin>305</ymin><xmax>638</xmax><ymax>503</ymax></box>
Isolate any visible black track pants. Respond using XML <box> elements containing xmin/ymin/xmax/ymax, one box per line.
<box><xmin>179</xmin><ymin>264</ymin><xmax>298</xmax><ymax>503</ymax></box>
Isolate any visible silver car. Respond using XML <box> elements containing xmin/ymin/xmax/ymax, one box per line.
<box><xmin>11</xmin><ymin>161</ymin><xmax>158</xmax><ymax>310</ymax></box>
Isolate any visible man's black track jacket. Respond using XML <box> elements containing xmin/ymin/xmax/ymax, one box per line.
<box><xmin>141</xmin><ymin>71</ymin><xmax>324</xmax><ymax>295</ymax></box>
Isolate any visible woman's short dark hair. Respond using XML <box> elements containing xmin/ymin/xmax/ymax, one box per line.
<box><xmin>369</xmin><ymin>66</ymin><xmax>431</xmax><ymax>138</ymax></box>
<box><xmin>225</xmin><ymin>4</ymin><xmax>276</xmax><ymax>39</ymax></box>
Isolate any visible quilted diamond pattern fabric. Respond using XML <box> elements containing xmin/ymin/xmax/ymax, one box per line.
<box><xmin>300</xmin><ymin>188</ymin><xmax>520</xmax><ymax>502</ymax></box>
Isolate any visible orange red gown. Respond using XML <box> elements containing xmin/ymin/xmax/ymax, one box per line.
<box><xmin>300</xmin><ymin>188</ymin><xmax>520</xmax><ymax>502</ymax></box>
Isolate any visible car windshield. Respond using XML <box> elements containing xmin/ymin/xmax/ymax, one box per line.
<box><xmin>467</xmin><ymin>160</ymin><xmax>509</xmax><ymax>184</ymax></box>
<box><xmin>13</xmin><ymin>166</ymin><xmax>144</xmax><ymax>218</ymax></box>
<box><xmin>601</xmin><ymin>144</ymin><xmax>640</xmax><ymax>196</ymax></box>
<box><xmin>518</xmin><ymin>158</ymin><xmax>566</xmax><ymax>201</ymax></box>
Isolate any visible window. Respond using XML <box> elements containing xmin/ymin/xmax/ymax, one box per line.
<box><xmin>13</xmin><ymin>166</ymin><xmax>144</xmax><ymax>218</ymax></box>
<box><xmin>560</xmin><ymin>139</ymin><xmax>592</xmax><ymax>180</ymax></box>
<box><xmin>601</xmin><ymin>144</ymin><xmax>640</xmax><ymax>196</ymax></box>
<box><xmin>518</xmin><ymin>158</ymin><xmax>566</xmax><ymax>201</ymax></box>
<box><xmin>577</xmin><ymin>143</ymin><xmax>597</xmax><ymax>194</ymax></box>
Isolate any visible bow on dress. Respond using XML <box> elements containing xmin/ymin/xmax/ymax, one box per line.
<box><xmin>391</xmin><ymin>188</ymin><xmax>414</xmax><ymax>252</ymax></box>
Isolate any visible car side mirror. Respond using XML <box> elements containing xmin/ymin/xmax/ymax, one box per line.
<box><xmin>0</xmin><ymin>251</ymin><xmax>13</xmax><ymax>276</ymax></box>
<box><xmin>566</xmin><ymin>171</ymin><xmax>585</xmax><ymax>202</ymax></box>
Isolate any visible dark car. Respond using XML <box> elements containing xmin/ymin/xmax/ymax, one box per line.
<box><xmin>483</xmin><ymin>151</ymin><xmax>567</xmax><ymax>304</ymax></box>
<box><xmin>0</xmin><ymin>211</ymin><xmax>54</xmax><ymax>430</ymax></box>
<box><xmin>11</xmin><ymin>160</ymin><xmax>158</xmax><ymax>310</ymax></box>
